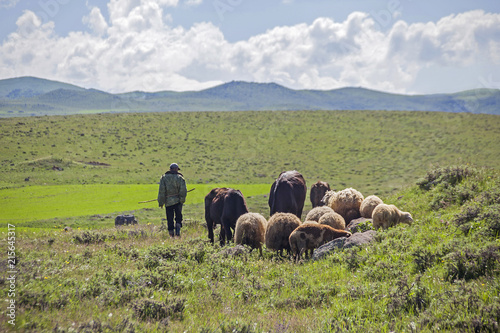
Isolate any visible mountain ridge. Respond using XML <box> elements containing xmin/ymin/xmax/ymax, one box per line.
<box><xmin>0</xmin><ymin>76</ymin><xmax>498</xmax><ymax>117</ymax></box>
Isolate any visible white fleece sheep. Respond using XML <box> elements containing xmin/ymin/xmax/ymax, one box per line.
<box><xmin>372</xmin><ymin>204</ymin><xmax>413</xmax><ymax>230</ymax></box>
<box><xmin>265</xmin><ymin>213</ymin><xmax>302</xmax><ymax>256</ymax></box>
<box><xmin>320</xmin><ymin>190</ymin><xmax>336</xmax><ymax>207</ymax></box>
<box><xmin>329</xmin><ymin>188</ymin><xmax>364</xmax><ymax>224</ymax></box>
<box><xmin>360</xmin><ymin>195</ymin><xmax>384</xmax><ymax>218</ymax></box>
<box><xmin>234</xmin><ymin>213</ymin><xmax>268</xmax><ymax>256</ymax></box>
<box><xmin>318</xmin><ymin>211</ymin><xmax>346</xmax><ymax>230</ymax></box>
<box><xmin>305</xmin><ymin>206</ymin><xmax>335</xmax><ymax>222</ymax></box>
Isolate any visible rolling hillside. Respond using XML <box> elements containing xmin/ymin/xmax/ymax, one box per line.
<box><xmin>0</xmin><ymin>76</ymin><xmax>499</xmax><ymax>116</ymax></box>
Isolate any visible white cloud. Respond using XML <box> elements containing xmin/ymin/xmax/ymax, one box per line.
<box><xmin>83</xmin><ymin>7</ymin><xmax>109</xmax><ymax>35</ymax></box>
<box><xmin>185</xmin><ymin>0</ymin><xmax>203</xmax><ymax>6</ymax></box>
<box><xmin>0</xmin><ymin>0</ymin><xmax>19</xmax><ymax>9</ymax></box>
<box><xmin>1</xmin><ymin>7</ymin><xmax>499</xmax><ymax>94</ymax></box>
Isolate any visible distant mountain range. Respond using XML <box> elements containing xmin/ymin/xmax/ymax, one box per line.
<box><xmin>0</xmin><ymin>76</ymin><xmax>499</xmax><ymax>117</ymax></box>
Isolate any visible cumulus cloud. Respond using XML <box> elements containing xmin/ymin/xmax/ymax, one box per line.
<box><xmin>83</xmin><ymin>7</ymin><xmax>109</xmax><ymax>35</ymax></box>
<box><xmin>0</xmin><ymin>5</ymin><xmax>499</xmax><ymax>93</ymax></box>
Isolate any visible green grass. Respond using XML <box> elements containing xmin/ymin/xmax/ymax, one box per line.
<box><xmin>0</xmin><ymin>110</ymin><xmax>499</xmax><ymax>332</ymax></box>
<box><xmin>1</xmin><ymin>111</ymin><xmax>499</xmax><ymax>197</ymax></box>
<box><xmin>0</xmin><ymin>184</ymin><xmax>270</xmax><ymax>223</ymax></box>
<box><xmin>1</xmin><ymin>165</ymin><xmax>499</xmax><ymax>332</ymax></box>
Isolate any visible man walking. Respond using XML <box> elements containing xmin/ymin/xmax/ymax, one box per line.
<box><xmin>158</xmin><ymin>163</ymin><xmax>187</xmax><ymax>237</ymax></box>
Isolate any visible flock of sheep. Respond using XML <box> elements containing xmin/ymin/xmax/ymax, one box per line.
<box><xmin>229</xmin><ymin>174</ymin><xmax>413</xmax><ymax>261</ymax></box>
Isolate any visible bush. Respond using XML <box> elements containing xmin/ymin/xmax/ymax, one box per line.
<box><xmin>132</xmin><ymin>298</ymin><xmax>185</xmax><ymax>321</ymax></box>
<box><xmin>417</xmin><ymin>165</ymin><xmax>475</xmax><ymax>191</ymax></box>
<box><xmin>453</xmin><ymin>201</ymin><xmax>500</xmax><ymax>239</ymax></box>
<box><xmin>412</xmin><ymin>248</ymin><xmax>437</xmax><ymax>273</ymax></box>
<box><xmin>444</xmin><ymin>245</ymin><xmax>500</xmax><ymax>281</ymax></box>
<box><xmin>73</xmin><ymin>230</ymin><xmax>112</xmax><ymax>244</ymax></box>
<box><xmin>387</xmin><ymin>276</ymin><xmax>429</xmax><ymax>316</ymax></box>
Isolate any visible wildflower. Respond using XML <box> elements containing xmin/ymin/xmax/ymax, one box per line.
<box><xmin>44</xmin><ymin>277</ymin><xmax>48</xmax><ymax>279</ymax></box>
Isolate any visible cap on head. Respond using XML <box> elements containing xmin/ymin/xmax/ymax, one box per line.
<box><xmin>170</xmin><ymin>163</ymin><xmax>180</xmax><ymax>170</ymax></box>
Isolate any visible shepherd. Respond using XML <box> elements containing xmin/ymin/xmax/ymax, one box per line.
<box><xmin>158</xmin><ymin>163</ymin><xmax>187</xmax><ymax>237</ymax></box>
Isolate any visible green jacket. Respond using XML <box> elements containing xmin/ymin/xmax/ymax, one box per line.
<box><xmin>157</xmin><ymin>171</ymin><xmax>187</xmax><ymax>207</ymax></box>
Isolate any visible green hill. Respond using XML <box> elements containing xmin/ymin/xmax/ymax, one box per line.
<box><xmin>0</xmin><ymin>76</ymin><xmax>84</xmax><ymax>99</ymax></box>
<box><xmin>1</xmin><ymin>111</ymin><xmax>499</xmax><ymax>195</ymax></box>
<box><xmin>1</xmin><ymin>77</ymin><xmax>499</xmax><ymax>116</ymax></box>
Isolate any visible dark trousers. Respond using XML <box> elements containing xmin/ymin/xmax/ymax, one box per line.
<box><xmin>165</xmin><ymin>203</ymin><xmax>183</xmax><ymax>232</ymax></box>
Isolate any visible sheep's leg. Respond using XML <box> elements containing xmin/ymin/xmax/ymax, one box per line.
<box><xmin>299</xmin><ymin>248</ymin><xmax>306</xmax><ymax>261</ymax></box>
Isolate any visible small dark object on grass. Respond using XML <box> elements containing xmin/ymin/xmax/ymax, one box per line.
<box><xmin>115</xmin><ymin>215</ymin><xmax>137</xmax><ymax>226</ymax></box>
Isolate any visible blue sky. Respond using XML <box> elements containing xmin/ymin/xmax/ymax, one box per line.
<box><xmin>0</xmin><ymin>0</ymin><xmax>499</xmax><ymax>94</ymax></box>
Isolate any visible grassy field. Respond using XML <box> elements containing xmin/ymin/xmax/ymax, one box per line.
<box><xmin>1</xmin><ymin>110</ymin><xmax>499</xmax><ymax>194</ymax></box>
<box><xmin>1</xmin><ymin>165</ymin><xmax>499</xmax><ymax>332</ymax></box>
<box><xmin>0</xmin><ymin>110</ymin><xmax>499</xmax><ymax>332</ymax></box>
<box><xmin>0</xmin><ymin>184</ymin><xmax>270</xmax><ymax>225</ymax></box>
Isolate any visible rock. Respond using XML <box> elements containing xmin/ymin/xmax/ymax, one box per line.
<box><xmin>312</xmin><ymin>230</ymin><xmax>377</xmax><ymax>260</ymax></box>
<box><xmin>346</xmin><ymin>217</ymin><xmax>372</xmax><ymax>233</ymax></box>
<box><xmin>312</xmin><ymin>237</ymin><xmax>348</xmax><ymax>260</ymax></box>
<box><xmin>343</xmin><ymin>230</ymin><xmax>377</xmax><ymax>249</ymax></box>
<box><xmin>221</xmin><ymin>245</ymin><xmax>249</xmax><ymax>257</ymax></box>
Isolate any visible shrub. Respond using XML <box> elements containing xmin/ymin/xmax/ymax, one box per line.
<box><xmin>428</xmin><ymin>182</ymin><xmax>477</xmax><ymax>209</ymax></box>
<box><xmin>417</xmin><ymin>165</ymin><xmax>475</xmax><ymax>191</ymax></box>
<box><xmin>412</xmin><ymin>248</ymin><xmax>437</xmax><ymax>273</ymax></box>
<box><xmin>132</xmin><ymin>298</ymin><xmax>185</xmax><ymax>321</ymax></box>
<box><xmin>443</xmin><ymin>245</ymin><xmax>500</xmax><ymax>281</ymax></box>
<box><xmin>418</xmin><ymin>283</ymin><xmax>500</xmax><ymax>332</ymax></box>
<box><xmin>387</xmin><ymin>276</ymin><xmax>429</xmax><ymax>316</ymax></box>
<box><xmin>73</xmin><ymin>230</ymin><xmax>111</xmax><ymax>245</ymax></box>
<box><xmin>453</xmin><ymin>202</ymin><xmax>500</xmax><ymax>239</ymax></box>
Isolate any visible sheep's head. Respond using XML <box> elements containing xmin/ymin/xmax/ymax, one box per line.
<box><xmin>402</xmin><ymin>212</ymin><xmax>413</xmax><ymax>225</ymax></box>
<box><xmin>320</xmin><ymin>190</ymin><xmax>335</xmax><ymax>206</ymax></box>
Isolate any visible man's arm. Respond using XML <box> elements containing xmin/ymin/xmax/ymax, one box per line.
<box><xmin>157</xmin><ymin>176</ymin><xmax>166</xmax><ymax>207</ymax></box>
<box><xmin>178</xmin><ymin>177</ymin><xmax>187</xmax><ymax>204</ymax></box>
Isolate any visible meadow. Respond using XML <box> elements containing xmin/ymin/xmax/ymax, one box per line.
<box><xmin>0</xmin><ymin>110</ymin><xmax>500</xmax><ymax>332</ymax></box>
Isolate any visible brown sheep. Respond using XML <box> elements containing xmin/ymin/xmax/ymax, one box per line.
<box><xmin>234</xmin><ymin>213</ymin><xmax>268</xmax><ymax>256</ymax></box>
<box><xmin>265</xmin><ymin>213</ymin><xmax>302</xmax><ymax>256</ymax></box>
<box><xmin>372</xmin><ymin>204</ymin><xmax>413</xmax><ymax>230</ymax></box>
<box><xmin>329</xmin><ymin>188</ymin><xmax>364</xmax><ymax>224</ymax></box>
<box><xmin>310</xmin><ymin>181</ymin><xmax>331</xmax><ymax>208</ymax></box>
<box><xmin>305</xmin><ymin>206</ymin><xmax>335</xmax><ymax>222</ymax></box>
<box><xmin>360</xmin><ymin>195</ymin><xmax>383</xmax><ymax>218</ymax></box>
<box><xmin>289</xmin><ymin>224</ymin><xmax>352</xmax><ymax>261</ymax></box>
<box><xmin>318</xmin><ymin>211</ymin><xmax>346</xmax><ymax>230</ymax></box>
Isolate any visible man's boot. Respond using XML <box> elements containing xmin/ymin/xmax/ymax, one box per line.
<box><xmin>169</xmin><ymin>230</ymin><xmax>175</xmax><ymax>238</ymax></box>
<box><xmin>175</xmin><ymin>223</ymin><xmax>181</xmax><ymax>237</ymax></box>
